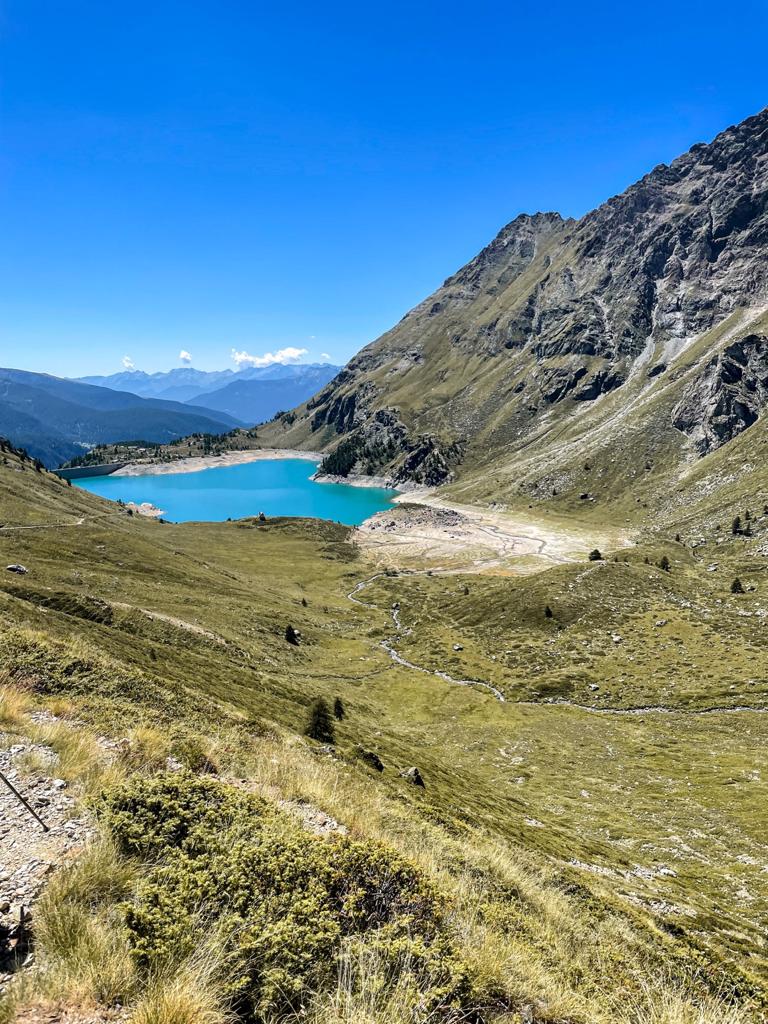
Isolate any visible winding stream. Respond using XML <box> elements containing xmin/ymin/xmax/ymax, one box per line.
<box><xmin>349</xmin><ymin>572</ymin><xmax>768</xmax><ymax>716</ymax></box>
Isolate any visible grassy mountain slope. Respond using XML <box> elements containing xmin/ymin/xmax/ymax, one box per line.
<box><xmin>1</xmin><ymin>444</ymin><xmax>768</xmax><ymax>1021</ymax></box>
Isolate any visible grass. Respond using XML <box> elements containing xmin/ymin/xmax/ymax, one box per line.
<box><xmin>0</xmin><ymin>446</ymin><xmax>766</xmax><ymax>1021</ymax></box>
<box><xmin>129</xmin><ymin>966</ymin><xmax>232</xmax><ymax>1024</ymax></box>
<box><xmin>33</xmin><ymin>838</ymin><xmax>137</xmax><ymax>1006</ymax></box>
<box><xmin>0</xmin><ymin>671</ymin><xmax>33</xmax><ymax>727</ymax></box>
<box><xmin>28</xmin><ymin>720</ymin><xmax>106</xmax><ymax>789</ymax></box>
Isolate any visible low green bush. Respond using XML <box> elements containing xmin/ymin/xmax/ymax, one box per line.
<box><xmin>96</xmin><ymin>773</ymin><xmax>484</xmax><ymax>1021</ymax></box>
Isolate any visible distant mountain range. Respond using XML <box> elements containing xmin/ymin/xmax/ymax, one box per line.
<box><xmin>178</xmin><ymin>367</ymin><xmax>343</xmax><ymax>423</ymax></box>
<box><xmin>77</xmin><ymin>363</ymin><xmax>342</xmax><ymax>421</ymax></box>
<box><xmin>0</xmin><ymin>368</ymin><xmax>242</xmax><ymax>467</ymax></box>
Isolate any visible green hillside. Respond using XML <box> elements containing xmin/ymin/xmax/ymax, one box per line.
<box><xmin>1</xmin><ymin>440</ymin><xmax>767</xmax><ymax>1023</ymax></box>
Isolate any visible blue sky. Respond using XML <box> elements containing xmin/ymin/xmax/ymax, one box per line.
<box><xmin>1</xmin><ymin>1</ymin><xmax>766</xmax><ymax>378</ymax></box>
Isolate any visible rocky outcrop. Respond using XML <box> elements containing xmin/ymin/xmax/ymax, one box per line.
<box><xmin>393</xmin><ymin>435</ymin><xmax>463</xmax><ymax>487</ymax></box>
<box><xmin>267</xmin><ymin>107</ymin><xmax>768</xmax><ymax>486</ymax></box>
<box><xmin>672</xmin><ymin>334</ymin><xmax>768</xmax><ymax>453</ymax></box>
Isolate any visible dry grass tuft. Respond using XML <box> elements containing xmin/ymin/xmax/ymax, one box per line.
<box><xmin>129</xmin><ymin>950</ymin><xmax>233</xmax><ymax>1024</ymax></box>
<box><xmin>29</xmin><ymin>719</ymin><xmax>106</xmax><ymax>790</ymax></box>
<box><xmin>0</xmin><ymin>671</ymin><xmax>33</xmax><ymax>728</ymax></box>
<box><xmin>122</xmin><ymin>724</ymin><xmax>172</xmax><ymax>770</ymax></box>
<box><xmin>33</xmin><ymin>837</ymin><xmax>138</xmax><ymax>1008</ymax></box>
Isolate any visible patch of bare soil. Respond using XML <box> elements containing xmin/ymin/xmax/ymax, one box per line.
<box><xmin>356</xmin><ymin>493</ymin><xmax>632</xmax><ymax>574</ymax></box>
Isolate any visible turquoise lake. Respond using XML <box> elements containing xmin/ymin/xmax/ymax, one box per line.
<box><xmin>75</xmin><ymin>459</ymin><xmax>398</xmax><ymax>526</ymax></box>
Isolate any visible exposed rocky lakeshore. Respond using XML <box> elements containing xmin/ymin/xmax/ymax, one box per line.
<box><xmin>355</xmin><ymin>495</ymin><xmax>632</xmax><ymax>571</ymax></box>
<box><xmin>112</xmin><ymin>448</ymin><xmax>322</xmax><ymax>477</ymax></box>
<box><xmin>124</xmin><ymin>501</ymin><xmax>164</xmax><ymax>518</ymax></box>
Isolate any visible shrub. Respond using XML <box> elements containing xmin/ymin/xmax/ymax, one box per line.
<box><xmin>588</xmin><ymin>549</ymin><xmax>602</xmax><ymax>561</ymax></box>
<box><xmin>544</xmin><ymin>605</ymin><xmax>553</xmax><ymax>619</ymax></box>
<box><xmin>731</xmin><ymin>578</ymin><xmax>745</xmax><ymax>594</ymax></box>
<box><xmin>95</xmin><ymin>773</ymin><xmax>480</xmax><ymax>1021</ymax></box>
<box><xmin>658</xmin><ymin>555</ymin><xmax>671</xmax><ymax>572</ymax></box>
<box><xmin>171</xmin><ymin>736</ymin><xmax>219</xmax><ymax>774</ymax></box>
<box><xmin>306</xmin><ymin>698</ymin><xmax>335</xmax><ymax>743</ymax></box>
<box><xmin>333</xmin><ymin>697</ymin><xmax>346</xmax><ymax>720</ymax></box>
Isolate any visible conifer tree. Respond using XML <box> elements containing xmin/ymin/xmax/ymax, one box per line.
<box><xmin>305</xmin><ymin>699</ymin><xmax>335</xmax><ymax>743</ymax></box>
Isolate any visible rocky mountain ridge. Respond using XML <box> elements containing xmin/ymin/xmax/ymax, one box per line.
<box><xmin>260</xmin><ymin>107</ymin><xmax>768</xmax><ymax>505</ymax></box>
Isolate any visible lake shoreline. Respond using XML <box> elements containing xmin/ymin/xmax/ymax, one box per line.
<box><xmin>112</xmin><ymin>448</ymin><xmax>323</xmax><ymax>477</ymax></box>
<box><xmin>313</xmin><ymin>471</ymin><xmax>409</xmax><ymax>493</ymax></box>
<box><xmin>75</xmin><ymin>454</ymin><xmax>400</xmax><ymax>527</ymax></box>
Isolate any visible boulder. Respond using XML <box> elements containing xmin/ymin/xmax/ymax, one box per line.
<box><xmin>5</xmin><ymin>565</ymin><xmax>28</xmax><ymax>575</ymax></box>
<box><xmin>399</xmin><ymin>766</ymin><xmax>425</xmax><ymax>788</ymax></box>
<box><xmin>285</xmin><ymin>624</ymin><xmax>301</xmax><ymax>646</ymax></box>
<box><xmin>356</xmin><ymin>747</ymin><xmax>384</xmax><ymax>772</ymax></box>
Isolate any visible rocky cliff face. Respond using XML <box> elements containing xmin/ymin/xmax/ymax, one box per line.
<box><xmin>263</xmin><ymin>108</ymin><xmax>768</xmax><ymax>493</ymax></box>
<box><xmin>672</xmin><ymin>334</ymin><xmax>768</xmax><ymax>454</ymax></box>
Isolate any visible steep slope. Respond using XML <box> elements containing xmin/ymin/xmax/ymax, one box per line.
<box><xmin>0</xmin><ymin>368</ymin><xmax>242</xmax><ymax>467</ymax></box>
<box><xmin>259</xmin><ymin>108</ymin><xmax>768</xmax><ymax>505</ymax></box>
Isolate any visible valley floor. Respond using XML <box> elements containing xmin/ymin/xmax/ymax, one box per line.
<box><xmin>356</xmin><ymin>490</ymin><xmax>633</xmax><ymax>572</ymax></box>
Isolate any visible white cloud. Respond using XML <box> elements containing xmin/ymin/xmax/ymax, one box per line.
<box><xmin>179</xmin><ymin>350</ymin><xmax>193</xmax><ymax>365</ymax></box>
<box><xmin>122</xmin><ymin>355</ymin><xmax>135</xmax><ymax>369</ymax></box>
<box><xmin>230</xmin><ymin>346</ymin><xmax>308</xmax><ymax>368</ymax></box>
<box><xmin>321</xmin><ymin>353</ymin><xmax>331</xmax><ymax>360</ymax></box>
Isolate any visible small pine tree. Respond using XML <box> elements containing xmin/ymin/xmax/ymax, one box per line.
<box><xmin>745</xmin><ymin>509</ymin><xmax>752</xmax><ymax>521</ymax></box>
<box><xmin>333</xmin><ymin>697</ymin><xmax>345</xmax><ymax>720</ymax></box>
<box><xmin>658</xmin><ymin>555</ymin><xmax>671</xmax><ymax>572</ymax></box>
<box><xmin>305</xmin><ymin>699</ymin><xmax>335</xmax><ymax>743</ymax></box>
<box><xmin>588</xmin><ymin>549</ymin><xmax>603</xmax><ymax>561</ymax></box>
<box><xmin>744</xmin><ymin>522</ymin><xmax>753</xmax><ymax>537</ymax></box>
<box><xmin>732</xmin><ymin>516</ymin><xmax>742</xmax><ymax>535</ymax></box>
<box><xmin>285</xmin><ymin>624</ymin><xmax>301</xmax><ymax>646</ymax></box>
<box><xmin>675</xmin><ymin>533</ymin><xmax>681</xmax><ymax>543</ymax></box>
<box><xmin>731</xmin><ymin>578</ymin><xmax>745</xmax><ymax>594</ymax></box>
<box><xmin>544</xmin><ymin>605</ymin><xmax>553</xmax><ymax>619</ymax></box>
